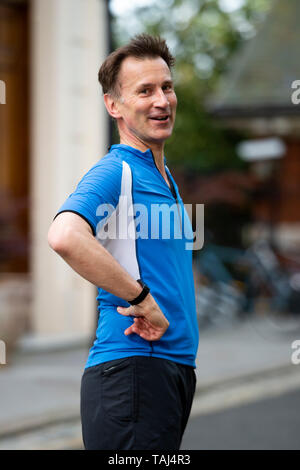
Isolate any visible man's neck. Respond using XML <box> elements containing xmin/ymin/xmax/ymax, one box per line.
<box><xmin>119</xmin><ymin>134</ymin><xmax>170</xmax><ymax>188</ymax></box>
<box><xmin>119</xmin><ymin>135</ymin><xmax>165</xmax><ymax>172</ymax></box>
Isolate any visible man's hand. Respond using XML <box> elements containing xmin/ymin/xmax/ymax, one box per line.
<box><xmin>117</xmin><ymin>295</ymin><xmax>169</xmax><ymax>341</ymax></box>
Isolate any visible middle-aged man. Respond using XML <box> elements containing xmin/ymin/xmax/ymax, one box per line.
<box><xmin>48</xmin><ymin>34</ymin><xmax>199</xmax><ymax>450</ymax></box>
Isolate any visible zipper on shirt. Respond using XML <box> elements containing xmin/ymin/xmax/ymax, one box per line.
<box><xmin>150</xmin><ymin>150</ymin><xmax>177</xmax><ymax>200</ymax></box>
<box><xmin>150</xmin><ymin>150</ymin><xmax>182</xmax><ymax>231</ymax></box>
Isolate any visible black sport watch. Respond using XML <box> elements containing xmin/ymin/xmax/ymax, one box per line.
<box><xmin>128</xmin><ymin>279</ymin><xmax>150</xmax><ymax>305</ymax></box>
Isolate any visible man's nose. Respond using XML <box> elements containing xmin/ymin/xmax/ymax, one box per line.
<box><xmin>153</xmin><ymin>88</ymin><xmax>169</xmax><ymax>107</ymax></box>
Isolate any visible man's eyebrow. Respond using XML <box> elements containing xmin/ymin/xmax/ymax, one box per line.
<box><xmin>136</xmin><ymin>82</ymin><xmax>154</xmax><ymax>90</ymax></box>
<box><xmin>162</xmin><ymin>80</ymin><xmax>174</xmax><ymax>87</ymax></box>
<box><xmin>135</xmin><ymin>80</ymin><xmax>174</xmax><ymax>90</ymax></box>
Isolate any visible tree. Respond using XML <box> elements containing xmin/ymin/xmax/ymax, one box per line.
<box><xmin>111</xmin><ymin>0</ymin><xmax>271</xmax><ymax>171</ymax></box>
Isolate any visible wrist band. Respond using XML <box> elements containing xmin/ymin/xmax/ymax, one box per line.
<box><xmin>128</xmin><ymin>279</ymin><xmax>150</xmax><ymax>305</ymax></box>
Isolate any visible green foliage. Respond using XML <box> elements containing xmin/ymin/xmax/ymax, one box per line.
<box><xmin>111</xmin><ymin>0</ymin><xmax>271</xmax><ymax>171</ymax></box>
<box><xmin>165</xmin><ymin>83</ymin><xmax>245</xmax><ymax>171</ymax></box>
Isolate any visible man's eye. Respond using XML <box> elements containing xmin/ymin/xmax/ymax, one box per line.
<box><xmin>140</xmin><ymin>89</ymin><xmax>150</xmax><ymax>94</ymax></box>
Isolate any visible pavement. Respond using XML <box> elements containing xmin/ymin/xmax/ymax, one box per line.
<box><xmin>181</xmin><ymin>388</ymin><xmax>300</xmax><ymax>450</ymax></box>
<box><xmin>1</xmin><ymin>312</ymin><xmax>300</xmax><ymax>450</ymax></box>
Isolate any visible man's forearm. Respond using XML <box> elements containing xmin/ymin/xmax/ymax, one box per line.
<box><xmin>48</xmin><ymin>213</ymin><xmax>169</xmax><ymax>339</ymax></box>
<box><xmin>51</xmin><ymin>227</ymin><xmax>142</xmax><ymax>302</ymax></box>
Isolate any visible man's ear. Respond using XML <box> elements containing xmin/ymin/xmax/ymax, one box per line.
<box><xmin>103</xmin><ymin>94</ymin><xmax>122</xmax><ymax>119</ymax></box>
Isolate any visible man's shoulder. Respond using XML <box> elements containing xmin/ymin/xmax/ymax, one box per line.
<box><xmin>85</xmin><ymin>150</ymin><xmax>124</xmax><ymax>176</ymax></box>
<box><xmin>96</xmin><ymin>148</ymin><xmax>123</xmax><ymax>166</ymax></box>
<box><xmin>73</xmin><ymin>151</ymin><xmax>124</xmax><ymax>195</ymax></box>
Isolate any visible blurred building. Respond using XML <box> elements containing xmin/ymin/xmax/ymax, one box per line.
<box><xmin>0</xmin><ymin>0</ymin><xmax>109</xmax><ymax>350</ymax></box>
<box><xmin>209</xmin><ymin>0</ymin><xmax>300</xmax><ymax>252</ymax></box>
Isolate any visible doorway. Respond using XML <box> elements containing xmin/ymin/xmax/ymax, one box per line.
<box><xmin>0</xmin><ymin>0</ymin><xmax>29</xmax><ymax>273</ymax></box>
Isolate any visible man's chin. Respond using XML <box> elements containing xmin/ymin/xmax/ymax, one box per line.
<box><xmin>148</xmin><ymin>128</ymin><xmax>174</xmax><ymax>143</ymax></box>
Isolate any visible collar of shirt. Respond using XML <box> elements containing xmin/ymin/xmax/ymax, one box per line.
<box><xmin>109</xmin><ymin>144</ymin><xmax>167</xmax><ymax>166</ymax></box>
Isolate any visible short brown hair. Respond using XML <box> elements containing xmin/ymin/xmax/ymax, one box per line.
<box><xmin>98</xmin><ymin>33</ymin><xmax>175</xmax><ymax>97</ymax></box>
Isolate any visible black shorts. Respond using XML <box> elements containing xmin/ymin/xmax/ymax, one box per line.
<box><xmin>80</xmin><ymin>355</ymin><xmax>196</xmax><ymax>450</ymax></box>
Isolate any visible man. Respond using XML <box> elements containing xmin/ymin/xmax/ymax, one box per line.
<box><xmin>48</xmin><ymin>34</ymin><xmax>199</xmax><ymax>450</ymax></box>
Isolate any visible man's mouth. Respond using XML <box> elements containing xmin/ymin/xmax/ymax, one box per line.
<box><xmin>149</xmin><ymin>115</ymin><xmax>169</xmax><ymax>121</ymax></box>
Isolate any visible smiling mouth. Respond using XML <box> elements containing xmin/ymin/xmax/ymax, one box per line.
<box><xmin>149</xmin><ymin>116</ymin><xmax>169</xmax><ymax>121</ymax></box>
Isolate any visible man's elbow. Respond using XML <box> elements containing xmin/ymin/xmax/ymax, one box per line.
<box><xmin>47</xmin><ymin>224</ymin><xmax>71</xmax><ymax>256</ymax></box>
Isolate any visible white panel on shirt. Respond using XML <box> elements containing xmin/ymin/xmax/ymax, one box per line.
<box><xmin>96</xmin><ymin>160</ymin><xmax>140</xmax><ymax>280</ymax></box>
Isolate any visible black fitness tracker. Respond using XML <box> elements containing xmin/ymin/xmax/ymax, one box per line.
<box><xmin>128</xmin><ymin>279</ymin><xmax>150</xmax><ymax>305</ymax></box>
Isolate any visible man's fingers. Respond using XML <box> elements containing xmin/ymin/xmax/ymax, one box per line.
<box><xmin>119</xmin><ymin>309</ymin><xmax>168</xmax><ymax>341</ymax></box>
<box><xmin>123</xmin><ymin>317</ymin><xmax>166</xmax><ymax>341</ymax></box>
<box><xmin>124</xmin><ymin>318</ymin><xmax>141</xmax><ymax>335</ymax></box>
<box><xmin>117</xmin><ymin>306</ymin><xmax>135</xmax><ymax>317</ymax></box>
<box><xmin>124</xmin><ymin>325</ymin><xmax>134</xmax><ymax>335</ymax></box>
<box><xmin>124</xmin><ymin>319</ymin><xmax>147</xmax><ymax>337</ymax></box>
<box><xmin>124</xmin><ymin>321</ymin><xmax>143</xmax><ymax>336</ymax></box>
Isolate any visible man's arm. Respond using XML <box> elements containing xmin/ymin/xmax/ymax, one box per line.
<box><xmin>47</xmin><ymin>211</ymin><xmax>169</xmax><ymax>340</ymax></box>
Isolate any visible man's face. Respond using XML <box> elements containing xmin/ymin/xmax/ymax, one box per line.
<box><xmin>115</xmin><ymin>56</ymin><xmax>177</xmax><ymax>146</ymax></box>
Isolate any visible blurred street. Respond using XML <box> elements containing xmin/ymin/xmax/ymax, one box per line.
<box><xmin>182</xmin><ymin>388</ymin><xmax>300</xmax><ymax>450</ymax></box>
<box><xmin>1</xmin><ymin>312</ymin><xmax>300</xmax><ymax>450</ymax></box>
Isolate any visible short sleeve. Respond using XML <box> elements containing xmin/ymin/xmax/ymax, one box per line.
<box><xmin>54</xmin><ymin>154</ymin><xmax>123</xmax><ymax>236</ymax></box>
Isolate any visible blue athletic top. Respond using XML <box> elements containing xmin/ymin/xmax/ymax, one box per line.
<box><xmin>55</xmin><ymin>144</ymin><xmax>199</xmax><ymax>368</ymax></box>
